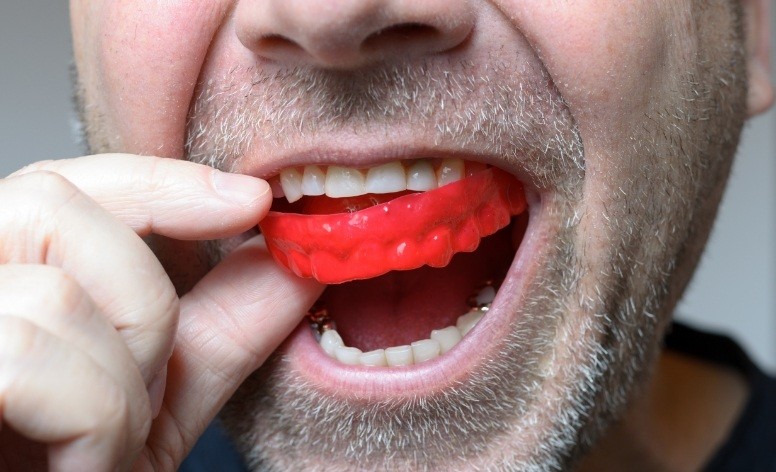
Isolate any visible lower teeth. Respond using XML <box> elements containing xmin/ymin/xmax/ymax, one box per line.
<box><xmin>309</xmin><ymin>280</ymin><xmax>498</xmax><ymax>367</ymax></box>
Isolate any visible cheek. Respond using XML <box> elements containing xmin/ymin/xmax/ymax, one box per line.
<box><xmin>493</xmin><ymin>1</ymin><xmax>686</xmax><ymax>146</ymax></box>
<box><xmin>494</xmin><ymin>2</ymin><xmax>699</xmax><ymax>281</ymax></box>
<box><xmin>495</xmin><ymin>1</ymin><xmax>698</xmax><ymax>207</ymax></box>
<box><xmin>81</xmin><ymin>0</ymin><xmax>232</xmax><ymax>156</ymax></box>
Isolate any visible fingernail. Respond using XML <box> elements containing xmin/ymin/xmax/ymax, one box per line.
<box><xmin>148</xmin><ymin>368</ymin><xmax>168</xmax><ymax>419</ymax></box>
<box><xmin>213</xmin><ymin>171</ymin><xmax>270</xmax><ymax>204</ymax></box>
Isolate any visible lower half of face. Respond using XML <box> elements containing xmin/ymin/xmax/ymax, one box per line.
<box><xmin>75</xmin><ymin>1</ymin><xmax>747</xmax><ymax>469</ymax></box>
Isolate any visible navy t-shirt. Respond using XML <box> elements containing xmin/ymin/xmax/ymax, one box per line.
<box><xmin>181</xmin><ymin>323</ymin><xmax>776</xmax><ymax>471</ymax></box>
<box><xmin>664</xmin><ymin>323</ymin><xmax>776</xmax><ymax>472</ymax></box>
<box><xmin>179</xmin><ymin>419</ymin><xmax>248</xmax><ymax>472</ymax></box>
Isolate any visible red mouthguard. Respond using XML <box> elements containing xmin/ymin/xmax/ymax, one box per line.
<box><xmin>259</xmin><ymin>168</ymin><xmax>526</xmax><ymax>284</ymax></box>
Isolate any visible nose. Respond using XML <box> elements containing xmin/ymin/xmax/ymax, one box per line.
<box><xmin>234</xmin><ymin>0</ymin><xmax>475</xmax><ymax>69</ymax></box>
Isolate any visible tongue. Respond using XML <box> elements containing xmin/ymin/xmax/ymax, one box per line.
<box><xmin>322</xmin><ymin>224</ymin><xmax>515</xmax><ymax>351</ymax></box>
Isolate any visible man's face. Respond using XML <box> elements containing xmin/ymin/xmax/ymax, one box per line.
<box><xmin>70</xmin><ymin>1</ymin><xmax>764</xmax><ymax>469</ymax></box>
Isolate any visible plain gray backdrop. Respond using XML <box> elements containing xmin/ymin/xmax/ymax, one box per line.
<box><xmin>1</xmin><ymin>3</ymin><xmax>774</xmax><ymax>370</ymax></box>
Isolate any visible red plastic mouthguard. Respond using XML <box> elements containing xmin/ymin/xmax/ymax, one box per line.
<box><xmin>259</xmin><ymin>168</ymin><xmax>526</xmax><ymax>284</ymax></box>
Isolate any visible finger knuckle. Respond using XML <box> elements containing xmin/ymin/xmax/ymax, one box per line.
<box><xmin>122</xmin><ymin>284</ymin><xmax>180</xmax><ymax>368</ymax></box>
<box><xmin>8</xmin><ymin>170</ymin><xmax>79</xmax><ymax>199</ymax></box>
<box><xmin>88</xmin><ymin>372</ymin><xmax>154</xmax><ymax>468</ymax></box>
<box><xmin>0</xmin><ymin>316</ymin><xmax>46</xmax><ymax>363</ymax></box>
<box><xmin>0</xmin><ymin>320</ymin><xmax>43</xmax><ymax>409</ymax></box>
<box><xmin>1</xmin><ymin>171</ymin><xmax>83</xmax><ymax>222</ymax></box>
<box><xmin>126</xmin><ymin>155</ymin><xmax>166</xmax><ymax>198</ymax></box>
<box><xmin>154</xmin><ymin>285</ymin><xmax>181</xmax><ymax>332</ymax></box>
<box><xmin>8</xmin><ymin>159</ymin><xmax>58</xmax><ymax>178</ymax></box>
<box><xmin>38</xmin><ymin>265</ymin><xmax>93</xmax><ymax>317</ymax></box>
<box><xmin>0</xmin><ymin>265</ymin><xmax>95</xmax><ymax>326</ymax></box>
<box><xmin>95</xmin><ymin>377</ymin><xmax>132</xmax><ymax>434</ymax></box>
<box><xmin>0</xmin><ymin>172</ymin><xmax>89</xmax><ymax>262</ymax></box>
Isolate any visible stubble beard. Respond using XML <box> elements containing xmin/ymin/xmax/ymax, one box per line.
<box><xmin>189</xmin><ymin>59</ymin><xmax>599</xmax><ymax>470</ymax></box>
<box><xmin>184</xmin><ymin>48</ymin><xmax>743</xmax><ymax>468</ymax></box>
<box><xmin>199</xmin><ymin>53</ymin><xmax>745</xmax><ymax>470</ymax></box>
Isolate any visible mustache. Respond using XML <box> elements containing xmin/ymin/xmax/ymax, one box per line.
<box><xmin>183</xmin><ymin>59</ymin><xmax>585</xmax><ymax>188</ymax></box>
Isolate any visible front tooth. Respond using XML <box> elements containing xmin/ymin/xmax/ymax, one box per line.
<box><xmin>411</xmin><ymin>339</ymin><xmax>441</xmax><ymax>363</ymax></box>
<box><xmin>320</xmin><ymin>330</ymin><xmax>344</xmax><ymax>357</ymax></box>
<box><xmin>335</xmin><ymin>346</ymin><xmax>363</xmax><ymax>365</ymax></box>
<box><xmin>436</xmin><ymin>158</ymin><xmax>465</xmax><ymax>187</ymax></box>
<box><xmin>457</xmin><ymin>310</ymin><xmax>484</xmax><ymax>337</ymax></box>
<box><xmin>360</xmin><ymin>349</ymin><xmax>388</xmax><ymax>367</ymax></box>
<box><xmin>406</xmin><ymin>160</ymin><xmax>437</xmax><ymax>191</ymax></box>
<box><xmin>301</xmin><ymin>165</ymin><xmax>326</xmax><ymax>196</ymax></box>
<box><xmin>385</xmin><ymin>345</ymin><xmax>414</xmax><ymax>366</ymax></box>
<box><xmin>280</xmin><ymin>168</ymin><xmax>303</xmax><ymax>203</ymax></box>
<box><xmin>325</xmin><ymin>166</ymin><xmax>366</xmax><ymax>198</ymax></box>
<box><xmin>365</xmin><ymin>162</ymin><xmax>407</xmax><ymax>194</ymax></box>
<box><xmin>430</xmin><ymin>326</ymin><xmax>462</xmax><ymax>354</ymax></box>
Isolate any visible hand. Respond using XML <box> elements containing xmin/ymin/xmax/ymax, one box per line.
<box><xmin>0</xmin><ymin>154</ymin><xmax>323</xmax><ymax>471</ymax></box>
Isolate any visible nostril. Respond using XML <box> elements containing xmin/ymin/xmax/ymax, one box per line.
<box><xmin>362</xmin><ymin>23</ymin><xmax>440</xmax><ymax>52</ymax></box>
<box><xmin>258</xmin><ymin>34</ymin><xmax>303</xmax><ymax>54</ymax></box>
<box><xmin>236</xmin><ymin>0</ymin><xmax>474</xmax><ymax>67</ymax></box>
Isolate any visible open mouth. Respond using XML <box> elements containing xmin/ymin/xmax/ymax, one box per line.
<box><xmin>258</xmin><ymin>156</ymin><xmax>538</xmax><ymax>397</ymax></box>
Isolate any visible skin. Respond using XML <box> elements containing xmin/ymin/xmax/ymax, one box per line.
<box><xmin>0</xmin><ymin>0</ymin><xmax>772</xmax><ymax>470</ymax></box>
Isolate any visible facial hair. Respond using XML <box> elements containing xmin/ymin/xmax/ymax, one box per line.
<box><xmin>73</xmin><ymin>4</ymin><xmax>747</xmax><ymax>469</ymax></box>
<box><xmin>188</xmin><ymin>56</ymin><xmax>591</xmax><ymax>470</ymax></box>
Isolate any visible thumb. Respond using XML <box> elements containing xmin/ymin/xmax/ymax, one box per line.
<box><xmin>141</xmin><ymin>235</ymin><xmax>323</xmax><ymax>466</ymax></box>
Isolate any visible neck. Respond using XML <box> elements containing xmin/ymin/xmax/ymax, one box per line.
<box><xmin>574</xmin><ymin>349</ymin><xmax>749</xmax><ymax>472</ymax></box>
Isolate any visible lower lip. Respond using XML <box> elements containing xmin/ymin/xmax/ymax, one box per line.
<box><xmin>284</xmin><ymin>303</ymin><xmax>510</xmax><ymax>399</ymax></box>
<box><xmin>280</xmin><ymin>194</ymin><xmax>548</xmax><ymax>401</ymax></box>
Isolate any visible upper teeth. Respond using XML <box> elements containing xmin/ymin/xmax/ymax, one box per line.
<box><xmin>273</xmin><ymin>158</ymin><xmax>469</xmax><ymax>203</ymax></box>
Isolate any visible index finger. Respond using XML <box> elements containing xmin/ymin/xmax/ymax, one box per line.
<box><xmin>141</xmin><ymin>236</ymin><xmax>323</xmax><ymax>465</ymax></box>
<box><xmin>10</xmin><ymin>154</ymin><xmax>270</xmax><ymax>240</ymax></box>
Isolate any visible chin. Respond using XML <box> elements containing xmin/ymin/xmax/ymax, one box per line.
<box><xmin>214</xmin><ymin>157</ymin><xmax>669</xmax><ymax>470</ymax></box>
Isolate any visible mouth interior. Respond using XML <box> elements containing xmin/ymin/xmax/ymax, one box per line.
<box><xmin>321</xmin><ymin>218</ymin><xmax>525</xmax><ymax>352</ymax></box>
<box><xmin>265</xmin><ymin>161</ymin><xmax>528</xmax><ymax>360</ymax></box>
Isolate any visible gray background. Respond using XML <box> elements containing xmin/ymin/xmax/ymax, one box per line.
<box><xmin>2</xmin><ymin>3</ymin><xmax>774</xmax><ymax>370</ymax></box>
